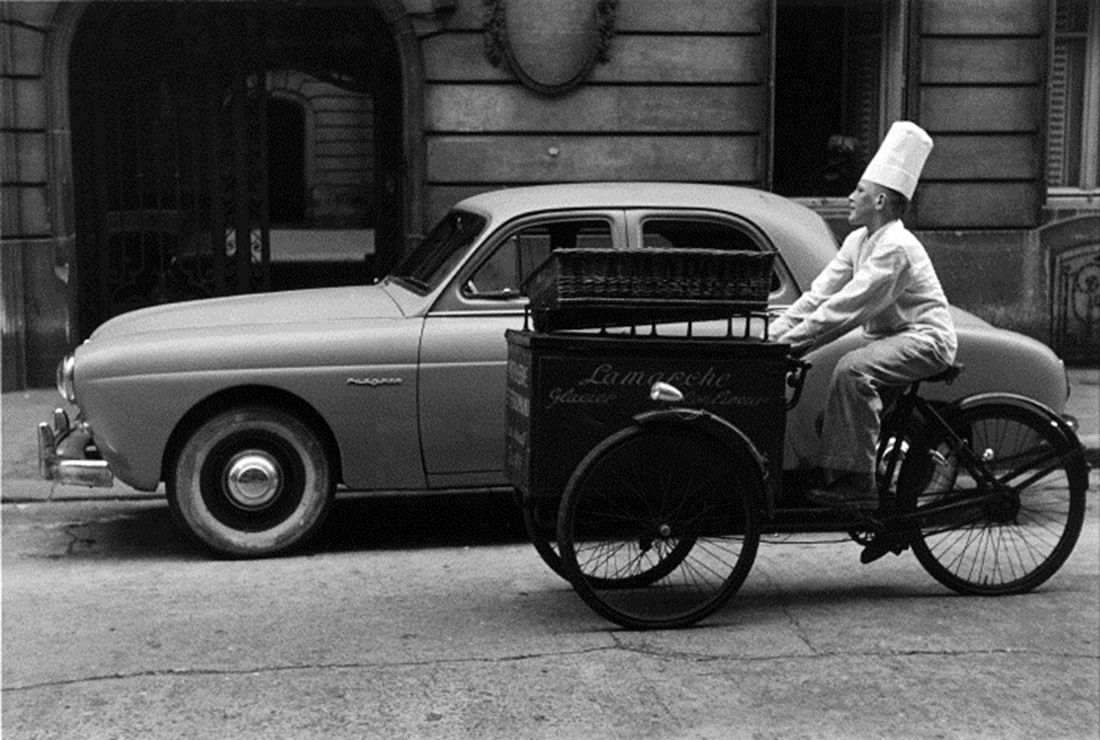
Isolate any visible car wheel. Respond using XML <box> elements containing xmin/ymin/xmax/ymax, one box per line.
<box><xmin>168</xmin><ymin>406</ymin><xmax>333</xmax><ymax>557</ymax></box>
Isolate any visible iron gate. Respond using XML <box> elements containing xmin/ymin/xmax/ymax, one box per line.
<box><xmin>1052</xmin><ymin>241</ymin><xmax>1100</xmax><ymax>363</ymax></box>
<box><xmin>72</xmin><ymin>6</ymin><xmax>273</xmax><ymax>336</ymax></box>
<box><xmin>70</xmin><ymin>2</ymin><xmax>401</xmax><ymax>339</ymax></box>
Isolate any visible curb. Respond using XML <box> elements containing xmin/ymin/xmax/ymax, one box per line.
<box><xmin>0</xmin><ymin>480</ymin><xmax>164</xmax><ymax>504</ymax></box>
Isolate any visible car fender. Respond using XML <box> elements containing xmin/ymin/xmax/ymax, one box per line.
<box><xmin>74</xmin><ymin>316</ymin><xmax>426</xmax><ymax>492</ymax></box>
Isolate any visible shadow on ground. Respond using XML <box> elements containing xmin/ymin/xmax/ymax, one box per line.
<box><xmin>4</xmin><ymin>492</ymin><xmax>531</xmax><ymax>561</ymax></box>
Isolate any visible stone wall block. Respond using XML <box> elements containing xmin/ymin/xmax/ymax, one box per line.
<box><xmin>1</xmin><ymin>2</ymin><xmax>57</xmax><ymax>29</ymax></box>
<box><xmin>1</xmin><ymin>23</ymin><xmax>46</xmax><ymax>76</ymax></box>
<box><xmin>1</xmin><ymin>185</ymin><xmax>19</xmax><ymax>235</ymax></box>
<box><xmin>0</xmin><ymin>79</ymin><xmax>47</xmax><ymax>130</ymax></box>
<box><xmin>2</xmin><ymin>132</ymin><xmax>48</xmax><ymax>182</ymax></box>
<box><xmin>1</xmin><ymin>243</ymin><xmax>27</xmax><ymax>391</ymax></box>
<box><xmin>920</xmin><ymin>229</ymin><xmax>1047</xmax><ymax>338</ymax></box>
<box><xmin>1</xmin><ymin>186</ymin><xmax>50</xmax><ymax>238</ymax></box>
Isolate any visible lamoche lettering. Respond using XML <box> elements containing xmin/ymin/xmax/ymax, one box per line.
<box><xmin>577</xmin><ymin>363</ymin><xmax>733</xmax><ymax>389</ymax></box>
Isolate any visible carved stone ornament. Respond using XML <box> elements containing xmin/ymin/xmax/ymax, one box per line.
<box><xmin>484</xmin><ymin>0</ymin><xmax>617</xmax><ymax>96</ymax></box>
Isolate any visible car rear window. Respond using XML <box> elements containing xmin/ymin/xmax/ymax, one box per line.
<box><xmin>642</xmin><ymin>218</ymin><xmax>762</xmax><ymax>252</ymax></box>
<box><xmin>642</xmin><ymin>217</ymin><xmax>780</xmax><ymax>291</ymax></box>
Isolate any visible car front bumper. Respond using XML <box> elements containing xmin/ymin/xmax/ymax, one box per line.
<box><xmin>37</xmin><ymin>408</ymin><xmax>114</xmax><ymax>488</ymax></box>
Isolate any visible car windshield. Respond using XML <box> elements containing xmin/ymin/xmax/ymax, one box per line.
<box><xmin>388</xmin><ymin>210</ymin><xmax>487</xmax><ymax>292</ymax></box>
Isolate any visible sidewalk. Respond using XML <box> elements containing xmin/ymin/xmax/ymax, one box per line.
<box><xmin>1</xmin><ymin>390</ymin><xmax>162</xmax><ymax>502</ymax></box>
<box><xmin>3</xmin><ymin>369</ymin><xmax>1098</xmax><ymax>503</ymax></box>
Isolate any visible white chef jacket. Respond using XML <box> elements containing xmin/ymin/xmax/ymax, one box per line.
<box><xmin>771</xmin><ymin>219</ymin><xmax>957</xmax><ymax>362</ymax></box>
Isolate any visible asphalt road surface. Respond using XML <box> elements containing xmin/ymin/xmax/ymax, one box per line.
<box><xmin>3</xmin><ymin>481</ymin><xmax>1099</xmax><ymax>739</ymax></box>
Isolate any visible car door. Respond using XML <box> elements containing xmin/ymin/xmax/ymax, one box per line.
<box><xmin>418</xmin><ymin>211</ymin><xmax>625</xmax><ymax>487</ymax></box>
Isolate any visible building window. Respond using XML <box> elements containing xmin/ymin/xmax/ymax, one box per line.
<box><xmin>1047</xmin><ymin>0</ymin><xmax>1100</xmax><ymax>193</ymax></box>
<box><xmin>773</xmin><ymin>0</ymin><xmax>905</xmax><ymax>198</ymax></box>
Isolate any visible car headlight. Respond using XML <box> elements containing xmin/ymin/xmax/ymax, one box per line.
<box><xmin>56</xmin><ymin>354</ymin><xmax>76</xmax><ymax>403</ymax></box>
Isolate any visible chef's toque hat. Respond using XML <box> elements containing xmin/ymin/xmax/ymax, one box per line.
<box><xmin>860</xmin><ymin>121</ymin><xmax>933</xmax><ymax>200</ymax></box>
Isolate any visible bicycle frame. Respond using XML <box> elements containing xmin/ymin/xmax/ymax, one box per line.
<box><xmin>764</xmin><ymin>375</ymin><xmax>1086</xmax><ymax>541</ymax></box>
<box><xmin>873</xmin><ymin>384</ymin><xmax>1005</xmax><ymax>539</ymax></box>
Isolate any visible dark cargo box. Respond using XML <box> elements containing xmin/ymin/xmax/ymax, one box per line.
<box><xmin>505</xmin><ymin>330</ymin><xmax>789</xmax><ymax>502</ymax></box>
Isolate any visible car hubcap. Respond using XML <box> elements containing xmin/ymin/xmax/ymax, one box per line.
<box><xmin>225</xmin><ymin>451</ymin><xmax>282</xmax><ymax>510</ymax></box>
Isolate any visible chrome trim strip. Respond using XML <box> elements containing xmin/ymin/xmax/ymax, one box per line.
<box><xmin>346</xmin><ymin>377</ymin><xmax>404</xmax><ymax>387</ymax></box>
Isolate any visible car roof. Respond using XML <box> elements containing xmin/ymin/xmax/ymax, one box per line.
<box><xmin>453</xmin><ymin>182</ymin><xmax>839</xmax><ymax>288</ymax></box>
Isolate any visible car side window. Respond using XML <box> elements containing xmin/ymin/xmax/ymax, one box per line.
<box><xmin>466</xmin><ymin>219</ymin><xmax>613</xmax><ymax>298</ymax></box>
<box><xmin>641</xmin><ymin>218</ymin><xmax>782</xmax><ymax>292</ymax></box>
<box><xmin>642</xmin><ymin>218</ymin><xmax>760</xmax><ymax>252</ymax></box>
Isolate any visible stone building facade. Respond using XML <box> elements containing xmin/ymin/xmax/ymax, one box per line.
<box><xmin>2</xmin><ymin>0</ymin><xmax>1098</xmax><ymax>390</ymax></box>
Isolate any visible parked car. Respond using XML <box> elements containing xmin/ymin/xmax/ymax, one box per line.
<box><xmin>38</xmin><ymin>183</ymin><xmax>1072</xmax><ymax>556</ymax></box>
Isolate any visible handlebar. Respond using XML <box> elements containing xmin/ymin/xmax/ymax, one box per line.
<box><xmin>785</xmin><ymin>358</ymin><xmax>812</xmax><ymax>411</ymax></box>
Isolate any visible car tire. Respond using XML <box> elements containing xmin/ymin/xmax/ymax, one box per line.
<box><xmin>168</xmin><ymin>406</ymin><xmax>333</xmax><ymax>557</ymax></box>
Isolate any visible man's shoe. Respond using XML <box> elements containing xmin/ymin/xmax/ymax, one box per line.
<box><xmin>860</xmin><ymin>542</ymin><xmax>891</xmax><ymax>563</ymax></box>
<box><xmin>860</xmin><ymin>534</ymin><xmax>907</xmax><ymax>564</ymax></box>
<box><xmin>805</xmin><ymin>472</ymin><xmax>877</xmax><ymax>509</ymax></box>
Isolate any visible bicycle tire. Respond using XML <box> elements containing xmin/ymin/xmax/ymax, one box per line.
<box><xmin>558</xmin><ymin>424</ymin><xmax>761</xmax><ymax>630</ymax></box>
<box><xmin>897</xmin><ymin>401</ymin><xmax>1087</xmax><ymax>596</ymax></box>
<box><xmin>522</xmin><ymin>497</ymin><xmax>568</xmax><ymax>580</ymax></box>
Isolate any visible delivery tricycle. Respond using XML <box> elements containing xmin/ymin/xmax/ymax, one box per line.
<box><xmin>505</xmin><ymin>248</ymin><xmax>1088</xmax><ymax>630</ymax></box>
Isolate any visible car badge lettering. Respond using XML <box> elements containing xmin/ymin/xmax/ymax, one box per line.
<box><xmin>347</xmin><ymin>377</ymin><xmax>403</xmax><ymax>387</ymax></box>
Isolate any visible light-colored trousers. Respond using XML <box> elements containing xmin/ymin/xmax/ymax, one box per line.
<box><xmin>818</xmin><ymin>332</ymin><xmax>951</xmax><ymax>477</ymax></box>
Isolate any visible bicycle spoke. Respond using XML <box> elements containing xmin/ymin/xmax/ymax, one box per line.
<box><xmin>902</xmin><ymin>402</ymin><xmax>1084</xmax><ymax>596</ymax></box>
<box><xmin>559</xmin><ymin>426</ymin><xmax>761</xmax><ymax>629</ymax></box>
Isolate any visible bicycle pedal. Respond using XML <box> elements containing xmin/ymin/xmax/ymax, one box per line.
<box><xmin>859</xmin><ymin>545</ymin><xmax>891</xmax><ymax>564</ymax></box>
<box><xmin>860</xmin><ymin>540</ymin><xmax>905</xmax><ymax>564</ymax></box>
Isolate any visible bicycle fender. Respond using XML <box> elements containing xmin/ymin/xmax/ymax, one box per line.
<box><xmin>952</xmin><ymin>392</ymin><xmax>1091</xmax><ymax>484</ymax></box>
<box><xmin>954</xmin><ymin>392</ymin><xmax>1085</xmax><ymax>449</ymax></box>
<box><xmin>632</xmin><ymin>408</ymin><xmax>775</xmax><ymax>517</ymax></box>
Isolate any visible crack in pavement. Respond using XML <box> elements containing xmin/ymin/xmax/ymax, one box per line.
<box><xmin>62</xmin><ymin>523</ymin><xmax>99</xmax><ymax>555</ymax></box>
<box><xmin>748</xmin><ymin>565</ymin><xmax>820</xmax><ymax>655</ymax></box>
<box><xmin>6</xmin><ymin>645</ymin><xmax>1096</xmax><ymax>694</ymax></box>
<box><xmin>2</xmin><ymin>645</ymin><xmax>621</xmax><ymax>692</ymax></box>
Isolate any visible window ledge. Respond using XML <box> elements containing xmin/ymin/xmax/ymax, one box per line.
<box><xmin>1045</xmin><ymin>189</ymin><xmax>1100</xmax><ymax>209</ymax></box>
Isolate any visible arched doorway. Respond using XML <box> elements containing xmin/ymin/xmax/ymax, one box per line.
<box><xmin>68</xmin><ymin>1</ymin><xmax>410</xmax><ymax>339</ymax></box>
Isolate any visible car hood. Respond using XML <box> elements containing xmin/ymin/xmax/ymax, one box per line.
<box><xmin>90</xmin><ymin>284</ymin><xmax>405</xmax><ymax>341</ymax></box>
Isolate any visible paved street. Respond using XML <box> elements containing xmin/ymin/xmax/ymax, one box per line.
<box><xmin>3</xmin><ymin>481</ymin><xmax>1098</xmax><ymax>739</ymax></box>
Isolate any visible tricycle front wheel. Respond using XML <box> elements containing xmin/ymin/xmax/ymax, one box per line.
<box><xmin>558</xmin><ymin>424</ymin><xmax>762</xmax><ymax>630</ymax></box>
<box><xmin>522</xmin><ymin>496</ymin><xmax>568</xmax><ymax>580</ymax></box>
